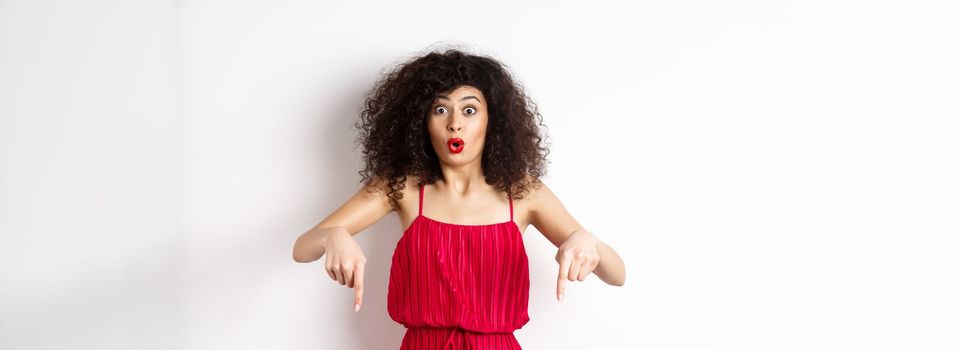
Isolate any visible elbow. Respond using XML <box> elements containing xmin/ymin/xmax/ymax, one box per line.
<box><xmin>614</xmin><ymin>269</ymin><xmax>626</xmax><ymax>286</ymax></box>
<box><xmin>291</xmin><ymin>242</ymin><xmax>318</xmax><ymax>263</ymax></box>
<box><xmin>292</xmin><ymin>245</ymin><xmax>320</xmax><ymax>263</ymax></box>
<box><xmin>292</xmin><ymin>225</ymin><xmax>344</xmax><ymax>263</ymax></box>
<box><xmin>594</xmin><ymin>271</ymin><xmax>625</xmax><ymax>287</ymax></box>
<box><xmin>603</xmin><ymin>274</ymin><xmax>625</xmax><ymax>287</ymax></box>
<box><xmin>292</xmin><ymin>249</ymin><xmax>307</xmax><ymax>263</ymax></box>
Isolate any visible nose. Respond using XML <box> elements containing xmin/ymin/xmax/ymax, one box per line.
<box><xmin>447</xmin><ymin>121</ymin><xmax>461</xmax><ymax>133</ymax></box>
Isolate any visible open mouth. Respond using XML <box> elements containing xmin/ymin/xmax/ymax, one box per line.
<box><xmin>447</xmin><ymin>138</ymin><xmax>464</xmax><ymax>154</ymax></box>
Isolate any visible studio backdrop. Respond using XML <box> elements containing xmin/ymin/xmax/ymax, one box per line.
<box><xmin>1</xmin><ymin>0</ymin><xmax>959</xmax><ymax>349</ymax></box>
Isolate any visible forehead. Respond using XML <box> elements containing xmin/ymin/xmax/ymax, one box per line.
<box><xmin>435</xmin><ymin>85</ymin><xmax>485</xmax><ymax>103</ymax></box>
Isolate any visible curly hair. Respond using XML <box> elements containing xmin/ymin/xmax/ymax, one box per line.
<box><xmin>353</xmin><ymin>47</ymin><xmax>551</xmax><ymax>210</ymax></box>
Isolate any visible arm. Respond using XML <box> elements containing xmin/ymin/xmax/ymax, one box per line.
<box><xmin>292</xmin><ymin>176</ymin><xmax>394</xmax><ymax>312</ymax></box>
<box><xmin>292</xmin><ymin>176</ymin><xmax>393</xmax><ymax>263</ymax></box>
<box><xmin>528</xmin><ymin>180</ymin><xmax>626</xmax><ymax>287</ymax></box>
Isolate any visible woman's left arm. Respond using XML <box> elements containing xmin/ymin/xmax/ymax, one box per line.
<box><xmin>592</xmin><ymin>238</ymin><xmax>625</xmax><ymax>286</ymax></box>
<box><xmin>527</xmin><ymin>180</ymin><xmax>626</xmax><ymax>301</ymax></box>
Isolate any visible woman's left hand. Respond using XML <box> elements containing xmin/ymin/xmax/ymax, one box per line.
<box><xmin>555</xmin><ymin>229</ymin><xmax>600</xmax><ymax>302</ymax></box>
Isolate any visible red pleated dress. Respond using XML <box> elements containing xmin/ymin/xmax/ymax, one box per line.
<box><xmin>388</xmin><ymin>183</ymin><xmax>531</xmax><ymax>349</ymax></box>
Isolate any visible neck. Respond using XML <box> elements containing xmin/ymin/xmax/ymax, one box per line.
<box><xmin>437</xmin><ymin>161</ymin><xmax>485</xmax><ymax>196</ymax></box>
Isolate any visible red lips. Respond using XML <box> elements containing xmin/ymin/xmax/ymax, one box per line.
<box><xmin>447</xmin><ymin>138</ymin><xmax>464</xmax><ymax>154</ymax></box>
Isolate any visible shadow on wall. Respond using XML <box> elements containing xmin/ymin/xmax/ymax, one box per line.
<box><xmin>302</xmin><ymin>69</ymin><xmax>408</xmax><ymax>349</ymax></box>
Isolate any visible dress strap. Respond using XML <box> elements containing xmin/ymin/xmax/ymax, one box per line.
<box><xmin>508</xmin><ymin>192</ymin><xmax>514</xmax><ymax>222</ymax></box>
<box><xmin>418</xmin><ymin>183</ymin><xmax>424</xmax><ymax>216</ymax></box>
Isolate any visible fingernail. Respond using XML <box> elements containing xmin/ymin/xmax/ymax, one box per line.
<box><xmin>354</xmin><ymin>304</ymin><xmax>360</xmax><ymax>312</ymax></box>
<box><xmin>559</xmin><ymin>294</ymin><xmax>564</xmax><ymax>302</ymax></box>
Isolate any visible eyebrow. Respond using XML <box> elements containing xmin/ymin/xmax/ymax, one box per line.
<box><xmin>436</xmin><ymin>95</ymin><xmax>481</xmax><ymax>103</ymax></box>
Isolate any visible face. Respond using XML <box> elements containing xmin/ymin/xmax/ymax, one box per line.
<box><xmin>426</xmin><ymin>85</ymin><xmax>489</xmax><ymax>166</ymax></box>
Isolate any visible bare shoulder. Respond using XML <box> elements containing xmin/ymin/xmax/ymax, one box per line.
<box><xmin>506</xmin><ymin>174</ymin><xmax>540</xmax><ymax>233</ymax></box>
<box><xmin>521</xmin><ymin>175</ymin><xmax>585</xmax><ymax>247</ymax></box>
<box><xmin>355</xmin><ymin>175</ymin><xmax>394</xmax><ymax>212</ymax></box>
<box><xmin>363</xmin><ymin>175</ymin><xmax>419</xmax><ymax>207</ymax></box>
<box><xmin>517</xmin><ymin>173</ymin><xmax>547</xmax><ymax>209</ymax></box>
<box><xmin>394</xmin><ymin>176</ymin><xmax>422</xmax><ymax>228</ymax></box>
<box><xmin>397</xmin><ymin>176</ymin><xmax>421</xmax><ymax>208</ymax></box>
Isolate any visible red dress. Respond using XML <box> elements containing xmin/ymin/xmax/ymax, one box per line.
<box><xmin>388</xmin><ymin>183</ymin><xmax>531</xmax><ymax>349</ymax></box>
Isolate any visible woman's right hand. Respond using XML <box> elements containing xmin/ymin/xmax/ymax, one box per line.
<box><xmin>317</xmin><ymin>228</ymin><xmax>368</xmax><ymax>312</ymax></box>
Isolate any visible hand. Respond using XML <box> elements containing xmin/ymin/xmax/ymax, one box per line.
<box><xmin>555</xmin><ymin>229</ymin><xmax>600</xmax><ymax>302</ymax></box>
<box><xmin>320</xmin><ymin>229</ymin><xmax>367</xmax><ymax>312</ymax></box>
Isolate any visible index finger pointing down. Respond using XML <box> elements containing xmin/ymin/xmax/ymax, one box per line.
<box><xmin>353</xmin><ymin>262</ymin><xmax>365</xmax><ymax>312</ymax></box>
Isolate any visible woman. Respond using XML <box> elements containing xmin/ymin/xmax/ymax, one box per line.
<box><xmin>292</xmin><ymin>47</ymin><xmax>626</xmax><ymax>349</ymax></box>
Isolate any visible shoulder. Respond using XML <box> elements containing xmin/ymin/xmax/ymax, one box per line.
<box><xmin>521</xmin><ymin>174</ymin><xmax>571</xmax><ymax>221</ymax></box>
<box><xmin>358</xmin><ymin>175</ymin><xmax>393</xmax><ymax>210</ymax></box>
<box><xmin>519</xmin><ymin>173</ymin><xmax>546</xmax><ymax>200</ymax></box>
<box><xmin>516</xmin><ymin>174</ymin><xmax>549</xmax><ymax>210</ymax></box>
<box><xmin>402</xmin><ymin>176</ymin><xmax>421</xmax><ymax>197</ymax></box>
<box><xmin>362</xmin><ymin>175</ymin><xmax>421</xmax><ymax>212</ymax></box>
<box><xmin>392</xmin><ymin>175</ymin><xmax>423</xmax><ymax>212</ymax></box>
<box><xmin>362</xmin><ymin>175</ymin><xmax>391</xmax><ymax>196</ymax></box>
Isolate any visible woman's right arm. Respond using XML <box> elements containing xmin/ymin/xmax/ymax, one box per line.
<box><xmin>292</xmin><ymin>177</ymin><xmax>393</xmax><ymax>263</ymax></box>
<box><xmin>291</xmin><ymin>177</ymin><xmax>394</xmax><ymax>312</ymax></box>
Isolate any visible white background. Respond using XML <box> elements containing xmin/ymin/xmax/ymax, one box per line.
<box><xmin>2</xmin><ymin>0</ymin><xmax>959</xmax><ymax>349</ymax></box>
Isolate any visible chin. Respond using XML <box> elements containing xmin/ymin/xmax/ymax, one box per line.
<box><xmin>440</xmin><ymin>152</ymin><xmax>479</xmax><ymax>165</ymax></box>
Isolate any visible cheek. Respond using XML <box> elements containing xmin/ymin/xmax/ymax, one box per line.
<box><xmin>471</xmin><ymin>119</ymin><xmax>488</xmax><ymax>146</ymax></box>
<box><xmin>427</xmin><ymin>120</ymin><xmax>444</xmax><ymax>141</ymax></box>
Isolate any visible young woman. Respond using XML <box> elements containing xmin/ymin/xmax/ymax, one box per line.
<box><xmin>292</xmin><ymin>47</ymin><xmax>626</xmax><ymax>349</ymax></box>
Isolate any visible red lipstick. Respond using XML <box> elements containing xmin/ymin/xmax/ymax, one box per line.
<box><xmin>447</xmin><ymin>138</ymin><xmax>464</xmax><ymax>154</ymax></box>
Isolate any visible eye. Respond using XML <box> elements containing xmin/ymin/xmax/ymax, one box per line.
<box><xmin>464</xmin><ymin>107</ymin><xmax>476</xmax><ymax>115</ymax></box>
<box><xmin>433</xmin><ymin>106</ymin><xmax>447</xmax><ymax>114</ymax></box>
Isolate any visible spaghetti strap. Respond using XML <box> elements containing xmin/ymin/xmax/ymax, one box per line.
<box><xmin>508</xmin><ymin>193</ymin><xmax>514</xmax><ymax>222</ymax></box>
<box><xmin>418</xmin><ymin>183</ymin><xmax>424</xmax><ymax>216</ymax></box>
